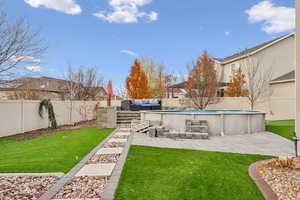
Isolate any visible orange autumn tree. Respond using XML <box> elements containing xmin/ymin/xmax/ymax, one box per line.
<box><xmin>186</xmin><ymin>51</ymin><xmax>219</xmax><ymax>110</ymax></box>
<box><xmin>226</xmin><ymin>68</ymin><xmax>248</xmax><ymax>97</ymax></box>
<box><xmin>126</xmin><ymin>59</ymin><xmax>151</xmax><ymax>99</ymax></box>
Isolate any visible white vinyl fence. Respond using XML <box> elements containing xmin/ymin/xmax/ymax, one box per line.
<box><xmin>0</xmin><ymin>100</ymin><xmax>99</xmax><ymax>138</ymax></box>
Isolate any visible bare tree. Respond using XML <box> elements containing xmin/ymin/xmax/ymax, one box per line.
<box><xmin>115</xmin><ymin>84</ymin><xmax>128</xmax><ymax>100</ymax></box>
<box><xmin>242</xmin><ymin>56</ymin><xmax>273</xmax><ymax>110</ymax></box>
<box><xmin>64</xmin><ymin>65</ymin><xmax>105</xmax><ymax>101</ymax></box>
<box><xmin>0</xmin><ymin>10</ymin><xmax>46</xmax><ymax>84</ymax></box>
<box><xmin>64</xmin><ymin>64</ymin><xmax>81</xmax><ymax>100</ymax></box>
<box><xmin>185</xmin><ymin>51</ymin><xmax>220</xmax><ymax>110</ymax></box>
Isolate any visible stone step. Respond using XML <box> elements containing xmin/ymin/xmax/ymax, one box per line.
<box><xmin>117</xmin><ymin>117</ymin><xmax>140</xmax><ymax>119</ymax></box>
<box><xmin>117</xmin><ymin>114</ymin><xmax>140</xmax><ymax>117</ymax></box>
<box><xmin>75</xmin><ymin>163</ymin><xmax>116</xmax><ymax>177</ymax></box>
<box><xmin>117</xmin><ymin>121</ymin><xmax>136</xmax><ymax>124</ymax></box>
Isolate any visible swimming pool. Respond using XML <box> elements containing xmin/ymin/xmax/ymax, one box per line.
<box><xmin>141</xmin><ymin>110</ymin><xmax>265</xmax><ymax>136</ymax></box>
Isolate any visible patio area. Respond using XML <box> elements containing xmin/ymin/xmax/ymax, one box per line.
<box><xmin>132</xmin><ymin>131</ymin><xmax>294</xmax><ymax>157</ymax></box>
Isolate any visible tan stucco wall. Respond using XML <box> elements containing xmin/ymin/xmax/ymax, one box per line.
<box><xmin>222</xmin><ymin>35</ymin><xmax>295</xmax><ymax>83</ymax></box>
<box><xmin>270</xmin><ymin>81</ymin><xmax>295</xmax><ymax>98</ymax></box>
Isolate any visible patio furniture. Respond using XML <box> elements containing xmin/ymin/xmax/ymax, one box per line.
<box><xmin>121</xmin><ymin>99</ymin><xmax>162</xmax><ymax>111</ymax></box>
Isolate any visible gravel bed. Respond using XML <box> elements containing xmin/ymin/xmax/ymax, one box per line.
<box><xmin>259</xmin><ymin>158</ymin><xmax>300</xmax><ymax>200</ymax></box>
<box><xmin>104</xmin><ymin>142</ymin><xmax>126</xmax><ymax>148</ymax></box>
<box><xmin>55</xmin><ymin>176</ymin><xmax>107</xmax><ymax>199</ymax></box>
<box><xmin>112</xmin><ymin>135</ymin><xmax>129</xmax><ymax>139</ymax></box>
<box><xmin>0</xmin><ymin>176</ymin><xmax>58</xmax><ymax>200</ymax></box>
<box><xmin>88</xmin><ymin>154</ymin><xmax>121</xmax><ymax>164</ymax></box>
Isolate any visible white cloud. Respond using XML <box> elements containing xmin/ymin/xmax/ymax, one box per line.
<box><xmin>26</xmin><ymin>65</ymin><xmax>43</xmax><ymax>72</ymax></box>
<box><xmin>93</xmin><ymin>0</ymin><xmax>158</xmax><ymax>23</ymax></box>
<box><xmin>24</xmin><ymin>0</ymin><xmax>82</xmax><ymax>15</ymax></box>
<box><xmin>224</xmin><ymin>31</ymin><xmax>230</xmax><ymax>36</ymax></box>
<box><xmin>148</xmin><ymin>11</ymin><xmax>158</xmax><ymax>21</ymax></box>
<box><xmin>11</xmin><ymin>55</ymin><xmax>42</xmax><ymax>63</ymax></box>
<box><xmin>246</xmin><ymin>0</ymin><xmax>295</xmax><ymax>34</ymax></box>
<box><xmin>121</xmin><ymin>49</ymin><xmax>138</xmax><ymax>57</ymax></box>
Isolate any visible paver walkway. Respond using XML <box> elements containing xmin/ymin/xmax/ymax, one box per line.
<box><xmin>44</xmin><ymin>128</ymin><xmax>131</xmax><ymax>200</ymax></box>
<box><xmin>132</xmin><ymin>132</ymin><xmax>294</xmax><ymax>157</ymax></box>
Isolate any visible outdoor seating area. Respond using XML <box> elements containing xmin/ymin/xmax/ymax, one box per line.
<box><xmin>121</xmin><ymin>99</ymin><xmax>162</xmax><ymax>111</ymax></box>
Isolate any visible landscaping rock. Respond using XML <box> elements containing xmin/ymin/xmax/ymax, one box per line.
<box><xmin>55</xmin><ymin>176</ymin><xmax>106</xmax><ymax>199</ymax></box>
<box><xmin>259</xmin><ymin>158</ymin><xmax>300</xmax><ymax>200</ymax></box>
<box><xmin>112</xmin><ymin>135</ymin><xmax>128</xmax><ymax>139</ymax></box>
<box><xmin>104</xmin><ymin>142</ymin><xmax>126</xmax><ymax>148</ymax></box>
<box><xmin>0</xmin><ymin>176</ymin><xmax>58</xmax><ymax>200</ymax></box>
<box><xmin>88</xmin><ymin>154</ymin><xmax>120</xmax><ymax>164</ymax></box>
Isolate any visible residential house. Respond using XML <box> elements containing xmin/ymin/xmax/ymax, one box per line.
<box><xmin>217</xmin><ymin>33</ymin><xmax>295</xmax><ymax>97</ymax></box>
<box><xmin>0</xmin><ymin>76</ymin><xmax>108</xmax><ymax>101</ymax></box>
<box><xmin>168</xmin><ymin>33</ymin><xmax>295</xmax><ymax>100</ymax></box>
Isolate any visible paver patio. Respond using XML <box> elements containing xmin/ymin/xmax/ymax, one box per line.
<box><xmin>132</xmin><ymin>132</ymin><xmax>294</xmax><ymax>157</ymax></box>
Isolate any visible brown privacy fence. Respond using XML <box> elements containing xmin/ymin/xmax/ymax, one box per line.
<box><xmin>0</xmin><ymin>100</ymin><xmax>99</xmax><ymax>137</ymax></box>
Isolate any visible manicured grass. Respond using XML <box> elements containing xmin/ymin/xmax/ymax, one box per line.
<box><xmin>266</xmin><ymin>120</ymin><xmax>295</xmax><ymax>140</ymax></box>
<box><xmin>114</xmin><ymin>145</ymin><xmax>271</xmax><ymax>200</ymax></box>
<box><xmin>0</xmin><ymin>127</ymin><xmax>114</xmax><ymax>173</ymax></box>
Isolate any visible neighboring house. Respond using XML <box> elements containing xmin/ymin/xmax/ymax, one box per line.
<box><xmin>217</xmin><ymin>33</ymin><xmax>295</xmax><ymax>90</ymax></box>
<box><xmin>167</xmin><ymin>33</ymin><xmax>295</xmax><ymax>100</ymax></box>
<box><xmin>166</xmin><ymin>82</ymin><xmax>187</xmax><ymax>99</ymax></box>
<box><xmin>0</xmin><ymin>76</ymin><xmax>107</xmax><ymax>100</ymax></box>
<box><xmin>166</xmin><ymin>81</ymin><xmax>225</xmax><ymax>99</ymax></box>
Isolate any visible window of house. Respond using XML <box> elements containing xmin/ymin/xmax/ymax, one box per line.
<box><xmin>231</xmin><ymin>63</ymin><xmax>240</xmax><ymax>72</ymax></box>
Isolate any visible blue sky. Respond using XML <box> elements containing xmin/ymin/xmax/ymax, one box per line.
<box><xmin>4</xmin><ymin>0</ymin><xmax>295</xmax><ymax>88</ymax></box>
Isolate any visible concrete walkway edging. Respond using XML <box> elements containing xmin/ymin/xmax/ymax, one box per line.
<box><xmin>248</xmin><ymin>160</ymin><xmax>278</xmax><ymax>200</ymax></box>
<box><xmin>101</xmin><ymin>131</ymin><xmax>134</xmax><ymax>200</ymax></box>
<box><xmin>0</xmin><ymin>173</ymin><xmax>64</xmax><ymax>177</ymax></box>
<box><xmin>38</xmin><ymin>128</ymin><xmax>119</xmax><ymax>200</ymax></box>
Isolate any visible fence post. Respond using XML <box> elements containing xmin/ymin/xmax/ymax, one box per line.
<box><xmin>70</xmin><ymin>101</ymin><xmax>73</xmax><ymax>125</ymax></box>
<box><xmin>20</xmin><ymin>99</ymin><xmax>24</xmax><ymax>133</ymax></box>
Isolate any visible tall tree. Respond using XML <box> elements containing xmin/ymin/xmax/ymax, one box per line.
<box><xmin>186</xmin><ymin>51</ymin><xmax>219</xmax><ymax>110</ymax></box>
<box><xmin>64</xmin><ymin>64</ymin><xmax>105</xmax><ymax>101</ymax></box>
<box><xmin>0</xmin><ymin>9</ymin><xmax>46</xmax><ymax>83</ymax></box>
<box><xmin>225</xmin><ymin>68</ymin><xmax>248</xmax><ymax>97</ymax></box>
<box><xmin>139</xmin><ymin>56</ymin><xmax>174</xmax><ymax>98</ymax></box>
<box><xmin>126</xmin><ymin>59</ymin><xmax>150</xmax><ymax>99</ymax></box>
<box><xmin>242</xmin><ymin>56</ymin><xmax>272</xmax><ymax>110</ymax></box>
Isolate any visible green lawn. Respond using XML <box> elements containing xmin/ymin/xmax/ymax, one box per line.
<box><xmin>114</xmin><ymin>145</ymin><xmax>271</xmax><ymax>200</ymax></box>
<box><xmin>266</xmin><ymin>120</ymin><xmax>295</xmax><ymax>140</ymax></box>
<box><xmin>0</xmin><ymin>127</ymin><xmax>114</xmax><ymax>173</ymax></box>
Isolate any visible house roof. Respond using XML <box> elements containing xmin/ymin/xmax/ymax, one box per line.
<box><xmin>219</xmin><ymin>33</ymin><xmax>295</xmax><ymax>64</ymax></box>
<box><xmin>0</xmin><ymin>76</ymin><xmax>107</xmax><ymax>95</ymax></box>
<box><xmin>270</xmin><ymin>70</ymin><xmax>295</xmax><ymax>84</ymax></box>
